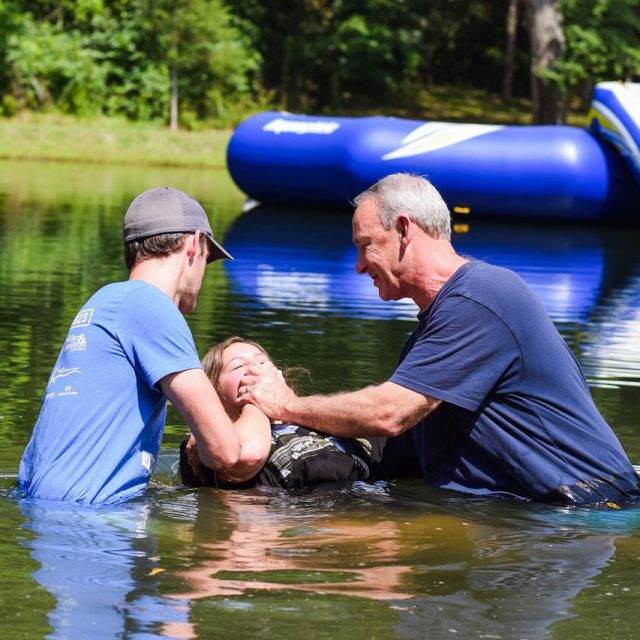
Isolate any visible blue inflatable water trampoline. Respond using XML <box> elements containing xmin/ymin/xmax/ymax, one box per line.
<box><xmin>227</xmin><ymin>82</ymin><xmax>640</xmax><ymax>222</ymax></box>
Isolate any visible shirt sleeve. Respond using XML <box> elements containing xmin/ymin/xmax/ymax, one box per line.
<box><xmin>390</xmin><ymin>295</ymin><xmax>520</xmax><ymax>411</ymax></box>
<box><xmin>116</xmin><ymin>285</ymin><xmax>202</xmax><ymax>389</ymax></box>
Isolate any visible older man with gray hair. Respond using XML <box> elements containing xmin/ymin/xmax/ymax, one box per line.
<box><xmin>242</xmin><ymin>173</ymin><xmax>639</xmax><ymax>504</ymax></box>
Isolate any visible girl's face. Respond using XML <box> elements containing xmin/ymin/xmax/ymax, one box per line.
<box><xmin>217</xmin><ymin>342</ymin><xmax>271</xmax><ymax>415</ymax></box>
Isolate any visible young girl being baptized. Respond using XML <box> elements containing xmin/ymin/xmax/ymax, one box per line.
<box><xmin>179</xmin><ymin>336</ymin><xmax>387</xmax><ymax>490</ymax></box>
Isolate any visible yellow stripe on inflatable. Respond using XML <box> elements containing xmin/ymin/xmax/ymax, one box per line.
<box><xmin>588</xmin><ymin>108</ymin><xmax>619</xmax><ymax>135</ymax></box>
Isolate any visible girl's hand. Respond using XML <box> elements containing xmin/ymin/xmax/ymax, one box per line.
<box><xmin>185</xmin><ymin>434</ymin><xmax>205</xmax><ymax>481</ymax></box>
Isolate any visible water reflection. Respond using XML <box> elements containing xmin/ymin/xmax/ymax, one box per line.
<box><xmin>170</xmin><ymin>488</ymin><xmax>414</xmax><ymax>602</ymax></box>
<box><xmin>224</xmin><ymin>206</ymin><xmax>416</xmax><ymax>319</ymax></box>
<box><xmin>17</xmin><ymin>498</ymin><xmax>191</xmax><ymax>639</ymax></box>
<box><xmin>224</xmin><ymin>207</ymin><xmax>614</xmax><ymax>322</ymax></box>
<box><xmin>368</xmin><ymin>486</ymin><xmax>637</xmax><ymax>640</ymax></box>
<box><xmin>156</xmin><ymin>485</ymin><xmax>631</xmax><ymax>640</ymax></box>
<box><xmin>390</xmin><ymin>531</ymin><xmax>617</xmax><ymax>640</ymax></box>
<box><xmin>582</xmin><ymin>266</ymin><xmax>640</xmax><ymax>387</ymax></box>
<box><xmin>9</xmin><ymin>470</ymin><xmax>640</xmax><ymax>640</ymax></box>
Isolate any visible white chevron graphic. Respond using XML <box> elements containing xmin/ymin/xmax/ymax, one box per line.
<box><xmin>383</xmin><ymin>122</ymin><xmax>504</xmax><ymax>160</ymax></box>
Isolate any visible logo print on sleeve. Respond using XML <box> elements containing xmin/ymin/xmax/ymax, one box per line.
<box><xmin>64</xmin><ymin>333</ymin><xmax>87</xmax><ymax>352</ymax></box>
<box><xmin>71</xmin><ymin>308</ymin><xmax>94</xmax><ymax>329</ymax></box>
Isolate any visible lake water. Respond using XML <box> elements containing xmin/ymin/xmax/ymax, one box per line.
<box><xmin>1</xmin><ymin>159</ymin><xmax>640</xmax><ymax>639</ymax></box>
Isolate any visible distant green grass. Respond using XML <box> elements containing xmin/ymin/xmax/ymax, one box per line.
<box><xmin>0</xmin><ymin>91</ymin><xmax>587</xmax><ymax>168</ymax></box>
<box><xmin>0</xmin><ymin>112</ymin><xmax>232</xmax><ymax>168</ymax></box>
<box><xmin>331</xmin><ymin>86</ymin><xmax>587</xmax><ymax>127</ymax></box>
<box><xmin>413</xmin><ymin>86</ymin><xmax>587</xmax><ymax>126</ymax></box>
<box><xmin>416</xmin><ymin>86</ymin><xmax>538</xmax><ymax>124</ymax></box>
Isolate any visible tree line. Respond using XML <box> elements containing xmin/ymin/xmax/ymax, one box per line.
<box><xmin>0</xmin><ymin>0</ymin><xmax>638</xmax><ymax>128</ymax></box>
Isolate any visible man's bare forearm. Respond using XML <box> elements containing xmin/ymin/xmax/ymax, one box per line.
<box><xmin>278</xmin><ymin>382</ymin><xmax>440</xmax><ymax>438</ymax></box>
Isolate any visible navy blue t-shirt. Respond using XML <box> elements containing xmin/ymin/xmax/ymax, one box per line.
<box><xmin>389</xmin><ymin>261</ymin><xmax>637</xmax><ymax>502</ymax></box>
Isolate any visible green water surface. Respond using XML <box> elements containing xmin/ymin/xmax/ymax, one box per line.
<box><xmin>1</xmin><ymin>160</ymin><xmax>640</xmax><ymax>640</ymax></box>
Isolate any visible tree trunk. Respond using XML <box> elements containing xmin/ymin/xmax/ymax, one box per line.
<box><xmin>502</xmin><ymin>0</ymin><xmax>519</xmax><ymax>101</ymax></box>
<box><xmin>527</xmin><ymin>0</ymin><xmax>565</xmax><ymax>124</ymax></box>
<box><xmin>170</xmin><ymin>32</ymin><xmax>179</xmax><ymax>132</ymax></box>
<box><xmin>281</xmin><ymin>35</ymin><xmax>293</xmax><ymax>110</ymax></box>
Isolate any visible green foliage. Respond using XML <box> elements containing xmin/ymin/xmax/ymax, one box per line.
<box><xmin>226</xmin><ymin>0</ymin><xmax>425</xmax><ymax>111</ymax></box>
<box><xmin>547</xmin><ymin>0</ymin><xmax>640</xmax><ymax>107</ymax></box>
<box><xmin>140</xmin><ymin>0</ymin><xmax>262</xmax><ymax>125</ymax></box>
<box><xmin>227</xmin><ymin>0</ymin><xmax>526</xmax><ymax>113</ymax></box>
<box><xmin>0</xmin><ymin>0</ymin><xmax>261</xmax><ymax>125</ymax></box>
<box><xmin>410</xmin><ymin>0</ymin><xmax>508</xmax><ymax>89</ymax></box>
<box><xmin>1</xmin><ymin>94</ymin><xmax>17</xmax><ymax>116</ymax></box>
<box><xmin>0</xmin><ymin>0</ymin><xmax>22</xmax><ymax>93</ymax></box>
<box><xmin>0</xmin><ymin>0</ymin><xmax>639</xmax><ymax>124</ymax></box>
<box><xmin>7</xmin><ymin>14</ymin><xmax>107</xmax><ymax>115</ymax></box>
<box><xmin>331</xmin><ymin>6</ymin><xmax>422</xmax><ymax>108</ymax></box>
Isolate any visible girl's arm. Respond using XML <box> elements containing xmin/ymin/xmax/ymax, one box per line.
<box><xmin>186</xmin><ymin>403</ymin><xmax>272</xmax><ymax>485</ymax></box>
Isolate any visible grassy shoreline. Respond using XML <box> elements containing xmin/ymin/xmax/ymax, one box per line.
<box><xmin>0</xmin><ymin>113</ymin><xmax>233</xmax><ymax>169</ymax></box>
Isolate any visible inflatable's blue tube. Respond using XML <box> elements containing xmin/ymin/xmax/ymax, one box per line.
<box><xmin>228</xmin><ymin>89</ymin><xmax>640</xmax><ymax>222</ymax></box>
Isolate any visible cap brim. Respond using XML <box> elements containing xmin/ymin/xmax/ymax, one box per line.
<box><xmin>206</xmin><ymin>236</ymin><xmax>233</xmax><ymax>262</ymax></box>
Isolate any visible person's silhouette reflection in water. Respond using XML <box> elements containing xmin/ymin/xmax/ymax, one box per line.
<box><xmin>19</xmin><ymin>499</ymin><xmax>191</xmax><ymax>638</ymax></box>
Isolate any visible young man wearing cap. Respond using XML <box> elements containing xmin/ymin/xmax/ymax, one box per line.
<box><xmin>18</xmin><ymin>187</ymin><xmax>272</xmax><ymax>505</ymax></box>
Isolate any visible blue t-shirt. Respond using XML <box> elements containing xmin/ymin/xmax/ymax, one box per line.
<box><xmin>389</xmin><ymin>261</ymin><xmax>637</xmax><ymax>501</ymax></box>
<box><xmin>18</xmin><ymin>281</ymin><xmax>202</xmax><ymax>505</ymax></box>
